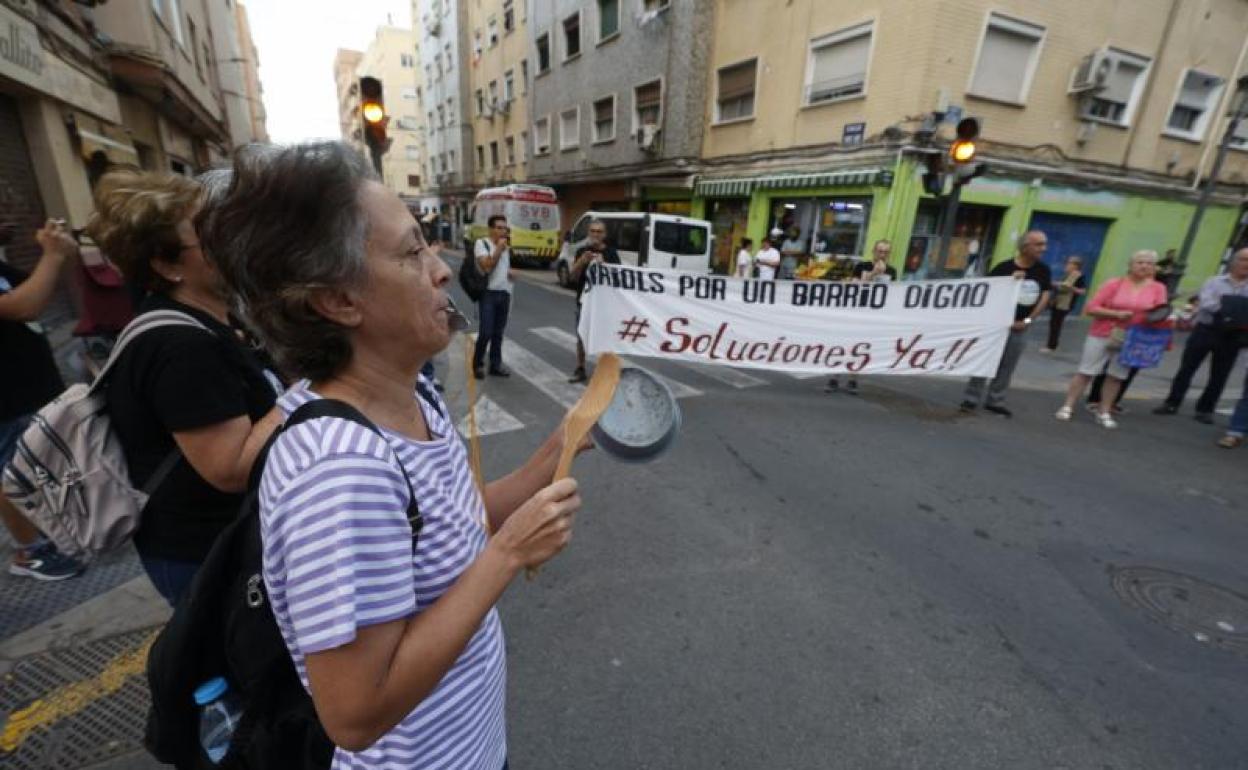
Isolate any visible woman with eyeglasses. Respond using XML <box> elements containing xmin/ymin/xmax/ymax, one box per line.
<box><xmin>87</xmin><ymin>169</ymin><xmax>284</xmax><ymax>604</ymax></box>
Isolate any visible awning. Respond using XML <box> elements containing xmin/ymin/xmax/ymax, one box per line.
<box><xmin>71</xmin><ymin>113</ymin><xmax>138</xmax><ymax>165</ymax></box>
<box><xmin>695</xmin><ymin>168</ymin><xmax>889</xmax><ymax>197</ymax></box>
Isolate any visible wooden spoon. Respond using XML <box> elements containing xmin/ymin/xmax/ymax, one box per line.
<box><xmin>527</xmin><ymin>352</ymin><xmax>622</xmax><ymax>580</ymax></box>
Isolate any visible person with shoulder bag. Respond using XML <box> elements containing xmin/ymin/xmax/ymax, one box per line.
<box><xmin>0</xmin><ymin>218</ymin><xmax>88</xmax><ymax>581</ymax></box>
<box><xmin>85</xmin><ymin>169</ymin><xmax>286</xmax><ymax>605</ymax></box>
<box><xmin>471</xmin><ymin>214</ymin><xmax>514</xmax><ymax>380</ymax></box>
<box><xmin>1055</xmin><ymin>250</ymin><xmax>1168</xmax><ymax>429</ymax></box>
<box><xmin>1153</xmin><ymin>248</ymin><xmax>1248</xmax><ymax>423</ymax></box>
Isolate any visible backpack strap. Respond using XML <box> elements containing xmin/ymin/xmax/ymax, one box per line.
<box><xmin>88</xmin><ymin>309</ymin><xmax>209</xmax><ymax>394</ymax></box>
<box><xmin>258</xmin><ymin>398</ymin><xmax>424</xmax><ymax>540</ymax></box>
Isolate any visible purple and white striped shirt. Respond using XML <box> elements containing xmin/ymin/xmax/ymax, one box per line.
<box><xmin>259</xmin><ymin>380</ymin><xmax>506</xmax><ymax>770</ymax></box>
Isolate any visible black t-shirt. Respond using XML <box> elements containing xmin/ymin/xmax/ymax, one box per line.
<box><xmin>574</xmin><ymin>244</ymin><xmax>622</xmax><ymax>302</ymax></box>
<box><xmin>107</xmin><ymin>294</ymin><xmax>283</xmax><ymax>562</ymax></box>
<box><xmin>989</xmin><ymin>258</ymin><xmax>1052</xmax><ymax>321</ymax></box>
<box><xmin>0</xmin><ymin>261</ymin><xmax>65</xmax><ymax>420</ymax></box>
<box><xmin>851</xmin><ymin>261</ymin><xmax>898</xmax><ymax>281</ymax></box>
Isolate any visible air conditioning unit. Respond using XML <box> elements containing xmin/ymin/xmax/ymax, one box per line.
<box><xmin>637</xmin><ymin>123</ymin><xmax>661</xmax><ymax>152</ymax></box>
<box><xmin>1069</xmin><ymin>50</ymin><xmax>1113</xmax><ymax>95</ymax></box>
<box><xmin>496</xmin><ymin>98</ymin><xmax>511</xmax><ymax>115</ymax></box>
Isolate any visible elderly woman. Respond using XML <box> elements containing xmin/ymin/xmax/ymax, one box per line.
<box><xmin>203</xmin><ymin>142</ymin><xmax>582</xmax><ymax>769</ymax></box>
<box><xmin>87</xmin><ymin>169</ymin><xmax>285</xmax><ymax>604</ymax></box>
<box><xmin>1055</xmin><ymin>250</ymin><xmax>1168</xmax><ymax>429</ymax></box>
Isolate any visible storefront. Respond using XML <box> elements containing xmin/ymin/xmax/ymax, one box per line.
<box><xmin>767</xmin><ymin>196</ymin><xmax>872</xmax><ymax>260</ymax></box>
<box><xmin>707</xmin><ymin>197</ymin><xmax>749</xmax><ymax>274</ymax></box>
<box><xmin>904</xmin><ymin>203</ymin><xmax>1004</xmax><ymax>280</ymax></box>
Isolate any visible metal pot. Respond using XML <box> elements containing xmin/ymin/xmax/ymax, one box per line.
<box><xmin>591</xmin><ymin>366</ymin><xmax>681</xmax><ymax>463</ymax></box>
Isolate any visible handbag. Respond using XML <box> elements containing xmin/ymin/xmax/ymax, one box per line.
<box><xmin>1118</xmin><ymin>325</ymin><xmax>1172</xmax><ymax>370</ymax></box>
<box><xmin>1106</xmin><ymin>325</ymin><xmax>1127</xmax><ymax>352</ymax></box>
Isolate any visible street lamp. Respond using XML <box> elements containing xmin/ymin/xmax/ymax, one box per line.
<box><xmin>1174</xmin><ymin>74</ymin><xmax>1248</xmax><ymax>282</ymax></box>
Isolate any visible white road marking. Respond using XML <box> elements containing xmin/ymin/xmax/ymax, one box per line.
<box><xmin>529</xmin><ymin>326</ymin><xmax>703</xmax><ymax>398</ymax></box>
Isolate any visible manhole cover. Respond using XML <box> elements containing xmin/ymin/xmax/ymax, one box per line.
<box><xmin>1109</xmin><ymin>566</ymin><xmax>1248</xmax><ymax>655</ymax></box>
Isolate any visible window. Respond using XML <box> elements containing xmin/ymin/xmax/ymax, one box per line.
<box><xmin>634</xmin><ymin>79</ymin><xmax>662</xmax><ymax>132</ymax></box>
<box><xmin>769</xmin><ymin>197</ymin><xmax>872</xmax><ymax>258</ymax></box>
<box><xmin>654</xmin><ymin>222</ymin><xmax>707</xmax><ymax>256</ymax></box>
<box><xmin>536</xmin><ymin>34</ymin><xmax>551</xmax><ymax>73</ymax></box>
<box><xmin>488</xmin><ymin>80</ymin><xmax>499</xmax><ymax>108</ymax></box>
<box><xmin>521</xmin><ymin>59</ymin><xmax>529</xmax><ymax>91</ymax></box>
<box><xmin>447</xmin><ymin>97</ymin><xmax>455</xmax><ymax>123</ymax></box>
<box><xmin>473</xmin><ymin>31</ymin><xmax>482</xmax><ymax>58</ymax></box>
<box><xmin>400</xmin><ymin>53</ymin><xmax>415</xmax><ymax>67</ymax></box>
<box><xmin>427</xmin><ymin>110</ymin><xmax>434</xmax><ymax>131</ymax></box>
<box><xmin>598</xmin><ymin>0</ymin><xmax>619</xmax><ymax>41</ymax></box>
<box><xmin>503</xmin><ymin>0</ymin><xmax>515</xmax><ymax>32</ymax></box>
<box><xmin>1232</xmin><ymin>119</ymin><xmax>1248</xmax><ymax>148</ymax></box>
<box><xmin>504</xmin><ymin>70</ymin><xmax>515</xmax><ymax>101</ymax></box>
<box><xmin>716</xmin><ymin>58</ymin><xmax>756</xmax><ymax>122</ymax></box>
<box><xmin>490</xmin><ymin>141</ymin><xmax>500</xmax><ymax>168</ymax></box>
<box><xmin>593</xmin><ymin>95</ymin><xmax>616</xmax><ymax>142</ymax></box>
<box><xmin>408</xmin><ymin>174</ymin><xmax>421</xmax><ymax>188</ymax></box>
<box><xmin>534</xmin><ymin>117</ymin><xmax>551</xmax><ymax>155</ymax></box>
<box><xmin>401</xmin><ymin>87</ymin><xmax>419</xmax><ymax>100</ymax></box>
<box><xmin>1082</xmin><ymin>50</ymin><xmax>1150</xmax><ymax>125</ymax></box>
<box><xmin>488</xmin><ymin>18</ymin><xmax>499</xmax><ymax>48</ymax></box>
<box><xmin>968</xmin><ymin>13</ymin><xmax>1044</xmax><ymax>104</ymax></box>
<box><xmin>1166</xmin><ymin>69</ymin><xmax>1225</xmax><ymax>139</ymax></box>
<box><xmin>444</xmin><ymin>43</ymin><xmax>452</xmax><ymax>72</ymax></box>
<box><xmin>506</xmin><ymin>136</ymin><xmax>516</xmax><ymax>164</ymax></box>
<box><xmin>188</xmin><ymin>18</ymin><xmax>202</xmax><ymax>80</ymax></box>
<box><xmin>616</xmin><ymin>220</ymin><xmax>642</xmax><ymax>251</ymax></box>
<box><xmin>560</xmin><ymin>107</ymin><xmax>581</xmax><ymax>149</ymax></box>
<box><xmin>520</xmin><ymin>130</ymin><xmax>528</xmax><ymax>161</ymax></box>
<box><xmin>477</xmin><ymin>145</ymin><xmax>486</xmax><ymax>169</ymax></box>
<box><xmin>406</xmin><ymin>145</ymin><xmax>421</xmax><ymax>160</ymax></box>
<box><xmin>563</xmin><ymin>13</ymin><xmax>581</xmax><ymax>60</ymax></box>
<box><xmin>436</xmin><ymin>105</ymin><xmax>445</xmax><ymax>127</ymax></box>
<box><xmin>166</xmin><ymin>0</ymin><xmax>184</xmax><ymax>45</ymax></box>
<box><xmin>448</xmin><ymin>150</ymin><xmax>456</xmax><ymax>171</ymax></box>
<box><xmin>805</xmin><ymin>21</ymin><xmax>872</xmax><ymax>105</ymax></box>
<box><xmin>476</xmin><ymin>89</ymin><xmax>485</xmax><ymax>116</ymax></box>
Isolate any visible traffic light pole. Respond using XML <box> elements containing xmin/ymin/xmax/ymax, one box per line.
<box><xmin>1175</xmin><ymin>109</ymin><xmax>1244</xmax><ymax>279</ymax></box>
<box><xmin>367</xmin><ymin>144</ymin><xmax>384</xmax><ymax>177</ymax></box>
<box><xmin>936</xmin><ymin>180</ymin><xmax>963</xmax><ymax>276</ymax></box>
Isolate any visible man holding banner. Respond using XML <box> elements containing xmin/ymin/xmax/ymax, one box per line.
<box><xmin>960</xmin><ymin>231</ymin><xmax>1052</xmax><ymax>417</ymax></box>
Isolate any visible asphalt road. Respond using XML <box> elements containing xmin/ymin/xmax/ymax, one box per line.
<box><xmin>457</xmin><ymin>261</ymin><xmax>1248</xmax><ymax>770</ymax></box>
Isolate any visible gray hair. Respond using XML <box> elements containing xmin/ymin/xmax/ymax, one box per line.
<box><xmin>202</xmin><ymin>141</ymin><xmax>378</xmax><ymax>381</ymax></box>
<box><xmin>1131</xmin><ymin>249</ymin><xmax>1159</xmax><ymax>264</ymax></box>
<box><xmin>1016</xmin><ymin>230</ymin><xmax>1045</xmax><ymax>250</ymax></box>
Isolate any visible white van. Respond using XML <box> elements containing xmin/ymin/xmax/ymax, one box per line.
<box><xmin>555</xmin><ymin>211</ymin><xmax>714</xmax><ymax>288</ymax></box>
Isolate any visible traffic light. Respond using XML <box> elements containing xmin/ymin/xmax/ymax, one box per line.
<box><xmin>359</xmin><ymin>76</ymin><xmax>389</xmax><ymax>159</ymax></box>
<box><xmin>949</xmin><ymin>117</ymin><xmax>987</xmax><ymax>186</ymax></box>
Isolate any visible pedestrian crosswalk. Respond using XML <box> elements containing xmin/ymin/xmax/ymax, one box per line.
<box><xmin>527</xmin><ymin>326</ymin><xmax>703</xmax><ymax>398</ymax></box>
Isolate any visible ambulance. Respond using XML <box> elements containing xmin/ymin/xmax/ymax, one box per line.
<box><xmin>463</xmin><ymin>185</ymin><xmax>562</xmax><ymax>266</ymax></box>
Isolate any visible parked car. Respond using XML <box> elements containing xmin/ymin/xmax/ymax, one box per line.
<box><xmin>463</xmin><ymin>184</ymin><xmax>562</xmax><ymax>267</ymax></box>
<box><xmin>554</xmin><ymin>211</ymin><xmax>714</xmax><ymax>288</ymax></box>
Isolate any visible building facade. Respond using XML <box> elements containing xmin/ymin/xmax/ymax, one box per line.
<box><xmin>416</xmin><ymin>0</ymin><xmax>474</xmax><ymax>236</ymax></box>
<box><xmin>694</xmin><ymin>0</ymin><xmax>1248</xmax><ymax>293</ymax></box>
<box><xmin>526</xmin><ymin>0</ymin><xmax>715</xmax><ymax>226</ymax></box>
<box><xmin>467</xmin><ymin>0</ymin><xmax>529</xmax><ymax>188</ymax></box>
<box><xmin>1</xmin><ymin>0</ymin><xmax>266</xmax><ymax>360</ymax></box>
<box><xmin>357</xmin><ymin>25</ymin><xmax>425</xmax><ymax>202</ymax></box>
<box><xmin>233</xmin><ymin>1</ymin><xmax>267</xmax><ymax>143</ymax></box>
<box><xmin>333</xmin><ymin>48</ymin><xmax>364</xmax><ymax>151</ymax></box>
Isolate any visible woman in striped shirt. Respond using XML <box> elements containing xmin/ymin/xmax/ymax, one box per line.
<box><xmin>203</xmin><ymin>142</ymin><xmax>584</xmax><ymax>769</ymax></box>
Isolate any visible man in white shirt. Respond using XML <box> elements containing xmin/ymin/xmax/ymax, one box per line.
<box><xmin>755</xmin><ymin>237</ymin><xmax>781</xmax><ymax>280</ymax></box>
<box><xmin>472</xmin><ymin>215</ymin><xmax>514</xmax><ymax>379</ymax></box>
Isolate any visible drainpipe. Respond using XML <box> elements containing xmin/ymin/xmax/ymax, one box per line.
<box><xmin>1120</xmin><ymin>0</ymin><xmax>1181</xmax><ymax>169</ymax></box>
<box><xmin>1192</xmin><ymin>28</ymin><xmax>1248</xmax><ymax>189</ymax></box>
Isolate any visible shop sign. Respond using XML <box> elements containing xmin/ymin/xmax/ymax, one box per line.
<box><xmin>580</xmin><ymin>264</ymin><xmax>1022</xmax><ymax>378</ymax></box>
<box><xmin>1037</xmin><ymin>186</ymin><xmax>1124</xmax><ymax>211</ymax></box>
<box><xmin>0</xmin><ymin>5</ymin><xmax>121</xmax><ymax>123</ymax></box>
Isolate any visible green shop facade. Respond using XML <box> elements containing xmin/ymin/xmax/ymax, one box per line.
<box><xmin>688</xmin><ymin>154</ymin><xmax>1243</xmax><ymax>297</ymax></box>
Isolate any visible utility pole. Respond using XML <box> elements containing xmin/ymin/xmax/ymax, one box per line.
<box><xmin>1175</xmin><ymin>75</ymin><xmax>1248</xmax><ymax>280</ymax></box>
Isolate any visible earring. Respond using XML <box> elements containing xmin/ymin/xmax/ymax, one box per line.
<box><xmin>172</xmin><ymin>275</ymin><xmax>184</xmax><ymax>283</ymax></box>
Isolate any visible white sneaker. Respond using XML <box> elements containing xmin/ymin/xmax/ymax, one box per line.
<box><xmin>1096</xmin><ymin>412</ymin><xmax>1118</xmax><ymax>430</ymax></box>
<box><xmin>1055</xmin><ymin>406</ymin><xmax>1073</xmax><ymax>421</ymax></box>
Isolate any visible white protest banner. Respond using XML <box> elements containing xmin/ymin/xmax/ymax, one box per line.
<box><xmin>578</xmin><ymin>265</ymin><xmax>1023</xmax><ymax>378</ymax></box>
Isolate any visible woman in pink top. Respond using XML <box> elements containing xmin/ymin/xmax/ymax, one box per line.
<box><xmin>1055</xmin><ymin>250</ymin><xmax>1168</xmax><ymax>429</ymax></box>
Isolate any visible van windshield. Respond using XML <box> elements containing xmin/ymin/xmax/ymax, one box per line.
<box><xmin>653</xmin><ymin>221</ymin><xmax>707</xmax><ymax>255</ymax></box>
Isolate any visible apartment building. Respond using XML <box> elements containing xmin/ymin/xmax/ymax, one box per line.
<box><xmin>416</xmin><ymin>0</ymin><xmax>474</xmax><ymax>237</ymax></box>
<box><xmin>527</xmin><ymin>0</ymin><xmax>715</xmax><ymax>225</ymax></box>
<box><xmin>694</xmin><ymin>0</ymin><xmax>1248</xmax><ymax>292</ymax></box>
<box><xmin>233</xmin><ymin>1</ymin><xmax>267</xmax><ymax>143</ymax></box>
<box><xmin>334</xmin><ymin>48</ymin><xmax>365</xmax><ymax>150</ymax></box>
<box><xmin>467</xmin><ymin>0</ymin><xmax>529</xmax><ymax>188</ymax></box>
<box><xmin>358</xmin><ymin>25</ymin><xmax>425</xmax><ymax>202</ymax></box>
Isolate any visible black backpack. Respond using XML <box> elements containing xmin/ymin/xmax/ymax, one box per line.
<box><xmin>144</xmin><ymin>390</ymin><xmax>439</xmax><ymax>769</ymax></box>
<box><xmin>458</xmin><ymin>242</ymin><xmax>489</xmax><ymax>302</ymax></box>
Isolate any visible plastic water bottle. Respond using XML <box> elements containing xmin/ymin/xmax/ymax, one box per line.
<box><xmin>194</xmin><ymin>677</ymin><xmax>243</xmax><ymax>764</ymax></box>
